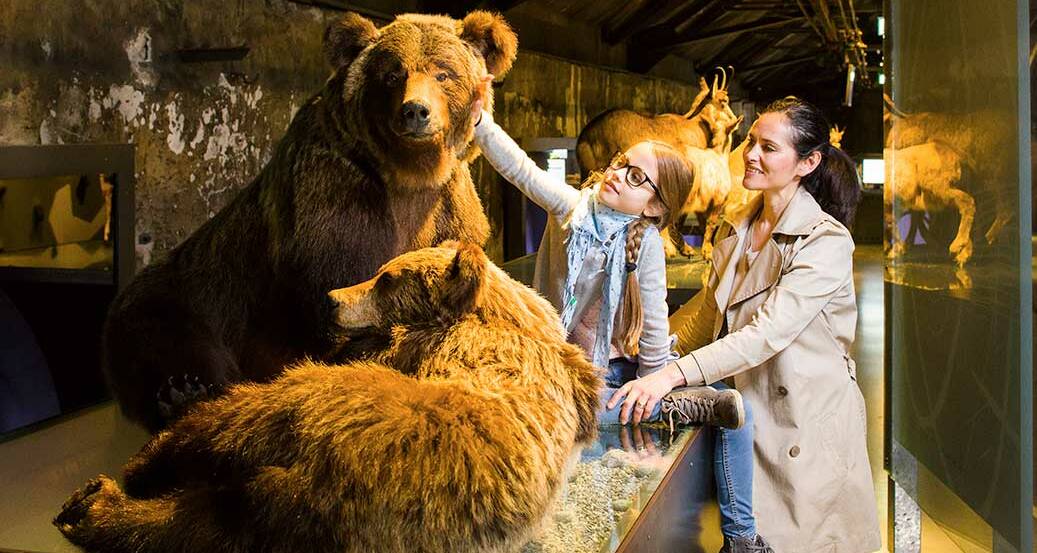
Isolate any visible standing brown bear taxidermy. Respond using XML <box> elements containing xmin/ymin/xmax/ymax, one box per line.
<box><xmin>102</xmin><ymin>11</ymin><xmax>518</xmax><ymax>431</ymax></box>
<box><xmin>55</xmin><ymin>243</ymin><xmax>602</xmax><ymax>553</ymax></box>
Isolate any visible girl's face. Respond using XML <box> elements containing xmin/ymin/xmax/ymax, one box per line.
<box><xmin>597</xmin><ymin>142</ymin><xmax>665</xmax><ymax>217</ymax></box>
<box><xmin>742</xmin><ymin>112</ymin><xmax>819</xmax><ymax>193</ymax></box>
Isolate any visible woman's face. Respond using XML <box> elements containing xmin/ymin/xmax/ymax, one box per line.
<box><xmin>742</xmin><ymin>112</ymin><xmax>818</xmax><ymax>193</ymax></box>
<box><xmin>598</xmin><ymin>142</ymin><xmax>663</xmax><ymax>216</ymax></box>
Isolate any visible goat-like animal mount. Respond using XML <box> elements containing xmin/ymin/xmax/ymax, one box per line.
<box><xmin>696</xmin><ymin>67</ymin><xmax>742</xmax><ymax>150</ymax></box>
<box><xmin>675</xmin><ymin>113</ymin><xmax>745</xmax><ymax>262</ymax></box>
<box><xmin>829</xmin><ymin>125</ymin><xmax>845</xmax><ymax>149</ymax></box>
<box><xmin>575</xmin><ymin>67</ymin><xmax>742</xmax><ymax>258</ymax></box>
<box><xmin>883</xmin><ymin>93</ymin><xmax>1012</xmax><ymax>247</ymax></box>
<box><xmin>885</xmin><ymin>141</ymin><xmax>974</xmax><ymax>273</ymax></box>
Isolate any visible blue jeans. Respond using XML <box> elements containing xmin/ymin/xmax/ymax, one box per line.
<box><xmin>597</xmin><ymin>358</ymin><xmax>757</xmax><ymax>539</ymax></box>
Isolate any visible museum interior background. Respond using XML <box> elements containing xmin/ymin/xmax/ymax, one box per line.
<box><xmin>0</xmin><ymin>0</ymin><xmax>1033</xmax><ymax>552</ymax></box>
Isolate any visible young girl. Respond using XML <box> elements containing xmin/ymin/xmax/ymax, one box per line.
<box><xmin>469</xmin><ymin>82</ymin><xmax>742</xmax><ymax>431</ymax></box>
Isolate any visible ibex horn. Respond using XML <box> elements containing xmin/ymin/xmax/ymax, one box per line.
<box><xmin>711</xmin><ymin>72</ymin><xmax>719</xmax><ymax>96</ymax></box>
<box><xmin>717</xmin><ymin>66</ymin><xmax>727</xmax><ymax>91</ymax></box>
<box><xmin>883</xmin><ymin>93</ymin><xmax>908</xmax><ymax>118</ymax></box>
<box><xmin>727</xmin><ymin>65</ymin><xmax>735</xmax><ymax>89</ymax></box>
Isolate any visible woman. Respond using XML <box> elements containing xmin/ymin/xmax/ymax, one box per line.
<box><xmin>608</xmin><ymin>96</ymin><xmax>882</xmax><ymax>553</ymax></box>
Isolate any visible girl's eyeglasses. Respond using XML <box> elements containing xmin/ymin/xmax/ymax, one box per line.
<box><xmin>607</xmin><ymin>151</ymin><xmax>667</xmax><ymax>209</ymax></box>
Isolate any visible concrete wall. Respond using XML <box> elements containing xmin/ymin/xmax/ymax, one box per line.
<box><xmin>0</xmin><ymin>1</ymin><xmax>703</xmax><ymax>265</ymax></box>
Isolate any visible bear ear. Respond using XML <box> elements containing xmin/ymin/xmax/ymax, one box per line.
<box><xmin>443</xmin><ymin>242</ymin><xmax>487</xmax><ymax>317</ymax></box>
<box><xmin>459</xmin><ymin>11</ymin><xmax>518</xmax><ymax>79</ymax></box>
<box><xmin>324</xmin><ymin>12</ymin><xmax>380</xmax><ymax>70</ymax></box>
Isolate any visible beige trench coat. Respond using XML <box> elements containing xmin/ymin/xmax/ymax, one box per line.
<box><xmin>669</xmin><ymin>186</ymin><xmax>881</xmax><ymax>553</ymax></box>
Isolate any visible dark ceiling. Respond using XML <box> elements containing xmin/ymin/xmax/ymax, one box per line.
<box><xmin>292</xmin><ymin>0</ymin><xmax>885</xmax><ymax>104</ymax></box>
<box><xmin>549</xmin><ymin>0</ymin><xmax>882</xmax><ymax>94</ymax></box>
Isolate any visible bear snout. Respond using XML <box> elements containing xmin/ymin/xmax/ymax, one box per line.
<box><xmin>401</xmin><ymin>100</ymin><xmax>432</xmax><ymax>134</ymax></box>
<box><xmin>329</xmin><ymin>283</ymin><xmax>382</xmax><ymax>330</ymax></box>
<box><xmin>391</xmin><ymin>72</ymin><xmax>447</xmax><ymax>140</ymax></box>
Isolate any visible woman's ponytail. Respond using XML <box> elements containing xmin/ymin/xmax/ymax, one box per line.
<box><xmin>800</xmin><ymin>143</ymin><xmax>862</xmax><ymax>228</ymax></box>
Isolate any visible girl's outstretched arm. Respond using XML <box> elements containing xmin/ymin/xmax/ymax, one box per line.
<box><xmin>473</xmin><ymin>110</ymin><xmax>580</xmax><ymax>218</ymax></box>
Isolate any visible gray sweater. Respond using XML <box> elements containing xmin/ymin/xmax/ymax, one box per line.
<box><xmin>473</xmin><ymin>113</ymin><xmax>670</xmax><ymax>376</ymax></box>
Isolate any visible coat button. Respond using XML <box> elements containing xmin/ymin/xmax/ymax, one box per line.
<box><xmin>777</xmin><ymin>386</ymin><xmax>788</xmax><ymax>397</ymax></box>
<box><xmin>789</xmin><ymin>445</ymin><xmax>801</xmax><ymax>458</ymax></box>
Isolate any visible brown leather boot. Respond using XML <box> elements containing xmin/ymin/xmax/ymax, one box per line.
<box><xmin>719</xmin><ymin>534</ymin><xmax>776</xmax><ymax>553</ymax></box>
<box><xmin>659</xmin><ymin>386</ymin><xmax>744</xmax><ymax>431</ymax></box>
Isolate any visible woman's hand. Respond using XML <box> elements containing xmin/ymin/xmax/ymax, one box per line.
<box><xmin>470</xmin><ymin>74</ymin><xmax>494</xmax><ymax>126</ymax></box>
<box><xmin>606</xmin><ymin>364</ymin><xmax>686</xmax><ymax>425</ymax></box>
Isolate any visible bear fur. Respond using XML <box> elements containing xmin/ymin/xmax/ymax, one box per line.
<box><xmin>55</xmin><ymin>243</ymin><xmax>602</xmax><ymax>553</ymax></box>
<box><xmin>102</xmin><ymin>11</ymin><xmax>519</xmax><ymax>431</ymax></box>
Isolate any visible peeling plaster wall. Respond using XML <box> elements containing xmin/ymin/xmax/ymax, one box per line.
<box><xmin>0</xmin><ymin>1</ymin><xmax>701</xmax><ymax>266</ymax></box>
<box><xmin>0</xmin><ymin>0</ymin><xmax>328</xmax><ymax>264</ymax></box>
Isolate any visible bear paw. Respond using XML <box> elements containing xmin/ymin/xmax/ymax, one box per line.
<box><xmin>157</xmin><ymin>374</ymin><xmax>219</xmax><ymax>423</ymax></box>
<box><xmin>53</xmin><ymin>475</ymin><xmax>120</xmax><ymax>541</ymax></box>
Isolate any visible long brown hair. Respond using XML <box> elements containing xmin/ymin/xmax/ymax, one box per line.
<box><xmin>582</xmin><ymin>141</ymin><xmax>693</xmax><ymax>355</ymax></box>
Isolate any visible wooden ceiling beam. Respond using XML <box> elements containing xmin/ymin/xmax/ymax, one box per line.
<box><xmin>740</xmin><ymin>52</ymin><xmax>822</xmax><ymax>74</ymax></box>
<box><xmin>601</xmin><ymin>0</ymin><xmax>656</xmax><ymax>44</ymax></box>
<box><xmin>674</xmin><ymin>0</ymin><xmax>728</xmax><ymax>35</ymax></box>
<box><xmin>603</xmin><ymin>0</ymin><xmax>724</xmax><ymax>45</ymax></box>
<box><xmin>285</xmin><ymin>0</ymin><xmax>394</xmax><ymax>22</ymax></box>
<box><xmin>657</xmin><ymin>0</ymin><xmax>715</xmax><ymax>26</ymax></box>
<box><xmin>419</xmin><ymin>0</ymin><xmax>527</xmax><ymax>18</ymax></box>
<box><xmin>627</xmin><ymin>1</ymin><xmax>806</xmax><ymax>74</ymax></box>
<box><xmin>623</xmin><ymin>0</ymin><xmax>716</xmax><ymax>40</ymax></box>
<box><xmin>623</xmin><ymin>0</ymin><xmax>723</xmax><ymax>73</ymax></box>
<box><xmin>484</xmin><ymin>0</ymin><xmax>527</xmax><ymax>13</ymax></box>
<box><xmin>663</xmin><ymin>17</ymin><xmax>806</xmax><ymax>50</ymax></box>
<box><xmin>696</xmin><ymin>33</ymin><xmax>767</xmax><ymax>74</ymax></box>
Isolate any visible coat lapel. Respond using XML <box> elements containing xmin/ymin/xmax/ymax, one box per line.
<box><xmin>727</xmin><ymin>240</ymin><xmax>783</xmax><ymax>308</ymax></box>
<box><xmin>710</xmin><ymin>231</ymin><xmax>741</xmax><ymax>310</ymax></box>
<box><xmin>707</xmin><ymin>195</ymin><xmax>759</xmax><ymax>339</ymax></box>
<box><xmin>714</xmin><ymin>194</ymin><xmax>761</xmax><ymax>304</ymax></box>
<box><xmin>722</xmin><ymin>187</ymin><xmax>827</xmax><ymax>311</ymax></box>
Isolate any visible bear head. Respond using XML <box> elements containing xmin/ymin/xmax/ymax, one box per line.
<box><xmin>324</xmin><ymin>11</ymin><xmax>518</xmax><ymax>189</ymax></box>
<box><xmin>328</xmin><ymin>241</ymin><xmax>553</xmax><ymax>334</ymax></box>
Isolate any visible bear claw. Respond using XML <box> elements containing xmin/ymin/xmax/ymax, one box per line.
<box><xmin>157</xmin><ymin>374</ymin><xmax>217</xmax><ymax>423</ymax></box>
<box><xmin>54</xmin><ymin>475</ymin><xmax>110</xmax><ymax>535</ymax></box>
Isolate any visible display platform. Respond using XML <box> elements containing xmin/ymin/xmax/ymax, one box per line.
<box><xmin>525</xmin><ymin>423</ymin><xmax>714</xmax><ymax>553</ymax></box>
<box><xmin>0</xmin><ymin>403</ymin><xmax>715</xmax><ymax>553</ymax></box>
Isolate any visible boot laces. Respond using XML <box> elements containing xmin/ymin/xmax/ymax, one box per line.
<box><xmin>723</xmin><ymin>535</ymin><xmax>774</xmax><ymax>553</ymax></box>
<box><xmin>664</xmin><ymin>396</ymin><xmax>715</xmax><ymax>432</ymax></box>
<box><xmin>746</xmin><ymin>535</ymin><xmax>775</xmax><ymax>553</ymax></box>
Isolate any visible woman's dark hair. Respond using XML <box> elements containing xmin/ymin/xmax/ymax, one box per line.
<box><xmin>761</xmin><ymin>96</ymin><xmax>861</xmax><ymax>228</ymax></box>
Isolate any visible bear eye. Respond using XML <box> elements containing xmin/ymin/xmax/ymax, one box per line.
<box><xmin>377</xmin><ymin>272</ymin><xmax>397</xmax><ymax>288</ymax></box>
<box><xmin>435</xmin><ymin>71</ymin><xmax>450</xmax><ymax>83</ymax></box>
<box><xmin>385</xmin><ymin>70</ymin><xmax>404</xmax><ymax>85</ymax></box>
